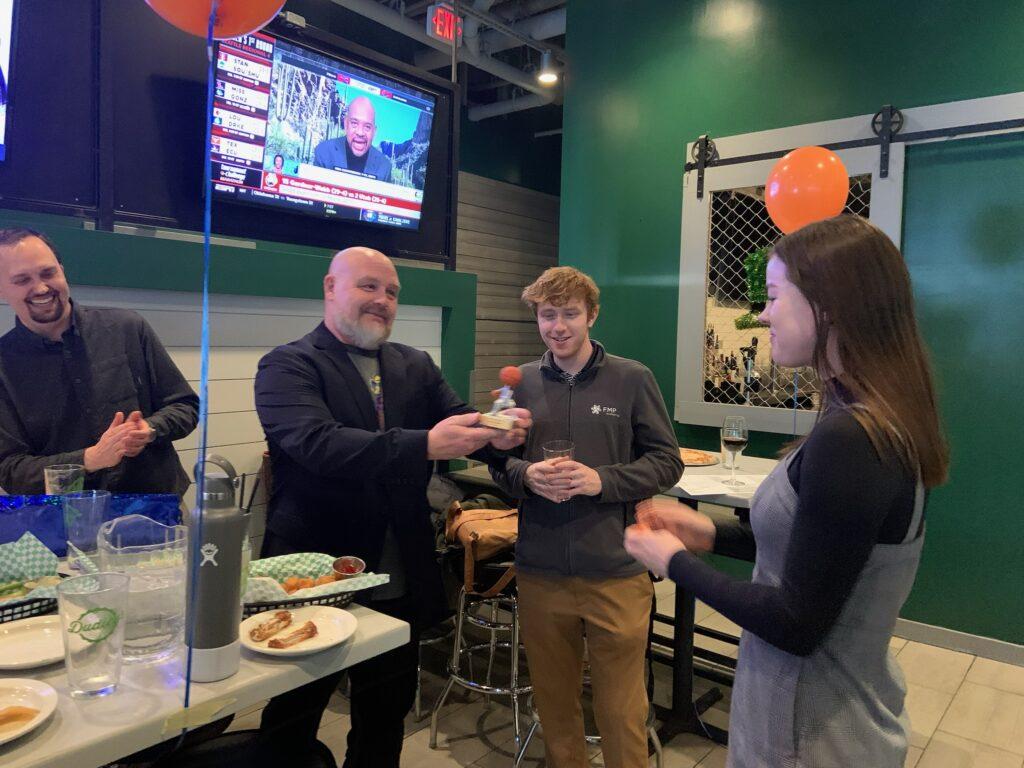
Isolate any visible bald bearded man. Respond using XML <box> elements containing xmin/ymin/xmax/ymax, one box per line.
<box><xmin>254</xmin><ymin>247</ymin><xmax>530</xmax><ymax>768</ymax></box>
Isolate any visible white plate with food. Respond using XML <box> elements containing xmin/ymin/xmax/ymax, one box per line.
<box><xmin>240</xmin><ymin>605</ymin><xmax>357</xmax><ymax>658</ymax></box>
<box><xmin>0</xmin><ymin>615</ymin><xmax>65</xmax><ymax>670</ymax></box>
<box><xmin>0</xmin><ymin>679</ymin><xmax>58</xmax><ymax>747</ymax></box>
<box><xmin>680</xmin><ymin>447</ymin><xmax>720</xmax><ymax>467</ymax></box>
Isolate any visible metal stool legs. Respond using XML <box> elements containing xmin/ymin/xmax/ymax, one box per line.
<box><xmin>509</xmin><ymin>596</ymin><xmax>523</xmax><ymax>753</ymax></box>
<box><xmin>429</xmin><ymin>587</ymin><xmax>530</xmax><ymax>756</ymax></box>
<box><xmin>429</xmin><ymin>588</ymin><xmax>467</xmax><ymax>747</ymax></box>
<box><xmin>513</xmin><ymin>719</ymin><xmax>541</xmax><ymax>768</ymax></box>
<box><xmin>648</xmin><ymin>719</ymin><xmax>665</xmax><ymax>768</ymax></box>
<box><xmin>415</xmin><ymin>617</ymin><xmax>456</xmax><ymax>721</ymax></box>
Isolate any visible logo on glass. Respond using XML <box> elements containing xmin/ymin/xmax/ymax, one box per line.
<box><xmin>69</xmin><ymin>607</ymin><xmax>120</xmax><ymax>644</ymax></box>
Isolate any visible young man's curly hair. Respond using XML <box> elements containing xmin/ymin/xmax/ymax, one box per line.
<box><xmin>521</xmin><ymin>266</ymin><xmax>600</xmax><ymax>318</ymax></box>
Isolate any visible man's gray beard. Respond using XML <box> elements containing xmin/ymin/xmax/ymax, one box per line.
<box><xmin>334</xmin><ymin>313</ymin><xmax>391</xmax><ymax>350</ymax></box>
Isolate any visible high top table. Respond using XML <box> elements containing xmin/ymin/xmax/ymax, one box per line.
<box><xmin>0</xmin><ymin>605</ymin><xmax>409</xmax><ymax>768</ymax></box>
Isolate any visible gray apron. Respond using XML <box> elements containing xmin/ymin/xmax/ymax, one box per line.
<box><xmin>727</xmin><ymin>447</ymin><xmax>925</xmax><ymax>768</ymax></box>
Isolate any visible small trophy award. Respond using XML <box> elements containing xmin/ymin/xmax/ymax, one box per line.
<box><xmin>478</xmin><ymin>366</ymin><xmax>522</xmax><ymax>430</ymax></box>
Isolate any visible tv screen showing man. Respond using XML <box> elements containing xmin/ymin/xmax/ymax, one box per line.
<box><xmin>210</xmin><ymin>33</ymin><xmax>436</xmax><ymax>230</ymax></box>
<box><xmin>313</xmin><ymin>96</ymin><xmax>393</xmax><ymax>183</ymax></box>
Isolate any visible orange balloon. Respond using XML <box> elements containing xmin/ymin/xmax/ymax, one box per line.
<box><xmin>764</xmin><ymin>146</ymin><xmax>849</xmax><ymax>234</ymax></box>
<box><xmin>145</xmin><ymin>0</ymin><xmax>285</xmax><ymax>40</ymax></box>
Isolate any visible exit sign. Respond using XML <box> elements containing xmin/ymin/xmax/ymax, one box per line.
<box><xmin>426</xmin><ymin>3</ymin><xmax>463</xmax><ymax>47</ymax></box>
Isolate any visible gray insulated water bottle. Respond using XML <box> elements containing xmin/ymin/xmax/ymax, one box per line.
<box><xmin>186</xmin><ymin>455</ymin><xmax>248</xmax><ymax>682</ymax></box>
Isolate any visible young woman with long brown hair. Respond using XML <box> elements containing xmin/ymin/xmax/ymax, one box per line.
<box><xmin>624</xmin><ymin>214</ymin><xmax>948</xmax><ymax>767</ymax></box>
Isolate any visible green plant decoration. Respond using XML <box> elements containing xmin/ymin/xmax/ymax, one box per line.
<box><xmin>744</xmin><ymin>246</ymin><xmax>770</xmax><ymax>307</ymax></box>
<box><xmin>734</xmin><ymin>312</ymin><xmax>763</xmax><ymax>330</ymax></box>
<box><xmin>734</xmin><ymin>246</ymin><xmax>770</xmax><ymax>329</ymax></box>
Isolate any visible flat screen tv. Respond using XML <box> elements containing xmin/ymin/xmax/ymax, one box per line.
<box><xmin>0</xmin><ymin>0</ymin><xmax>15</xmax><ymax>162</ymax></box>
<box><xmin>211</xmin><ymin>31</ymin><xmax>436</xmax><ymax>231</ymax></box>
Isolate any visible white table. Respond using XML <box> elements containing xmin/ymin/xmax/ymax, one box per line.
<box><xmin>0</xmin><ymin>605</ymin><xmax>409</xmax><ymax>768</ymax></box>
<box><xmin>667</xmin><ymin>454</ymin><xmax>780</xmax><ymax>509</ymax></box>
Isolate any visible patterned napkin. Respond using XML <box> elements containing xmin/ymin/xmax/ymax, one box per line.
<box><xmin>0</xmin><ymin>532</ymin><xmax>60</xmax><ymax>605</ymax></box>
<box><xmin>243</xmin><ymin>552</ymin><xmax>389</xmax><ymax>604</ymax></box>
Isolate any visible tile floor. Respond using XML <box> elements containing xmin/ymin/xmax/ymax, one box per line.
<box><xmin>228</xmin><ymin>580</ymin><xmax>1024</xmax><ymax>767</ymax></box>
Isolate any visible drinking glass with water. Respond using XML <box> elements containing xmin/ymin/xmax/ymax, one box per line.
<box><xmin>63</xmin><ymin>490</ymin><xmax>110</xmax><ymax>570</ymax></box>
<box><xmin>542</xmin><ymin>440</ymin><xmax>574</xmax><ymax>503</ymax></box>
<box><xmin>57</xmin><ymin>572</ymin><xmax>128</xmax><ymax>698</ymax></box>
<box><xmin>44</xmin><ymin>464</ymin><xmax>84</xmax><ymax>495</ymax></box>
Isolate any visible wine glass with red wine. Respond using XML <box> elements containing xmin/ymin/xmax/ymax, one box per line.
<box><xmin>721</xmin><ymin>416</ymin><xmax>749</xmax><ymax>488</ymax></box>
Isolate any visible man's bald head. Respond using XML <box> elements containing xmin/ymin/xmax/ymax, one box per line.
<box><xmin>324</xmin><ymin>247</ymin><xmax>400</xmax><ymax>349</ymax></box>
<box><xmin>344</xmin><ymin>97</ymin><xmax>378</xmax><ymax>158</ymax></box>
<box><xmin>348</xmin><ymin>97</ymin><xmax>376</xmax><ymax>123</ymax></box>
<box><xmin>328</xmin><ymin>246</ymin><xmax>393</xmax><ymax>279</ymax></box>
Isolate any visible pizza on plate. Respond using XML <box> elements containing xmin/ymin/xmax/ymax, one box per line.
<box><xmin>679</xmin><ymin>447</ymin><xmax>718</xmax><ymax>466</ymax></box>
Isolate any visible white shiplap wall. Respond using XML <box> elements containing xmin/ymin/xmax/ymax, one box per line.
<box><xmin>0</xmin><ymin>287</ymin><xmax>442</xmax><ymax>553</ymax></box>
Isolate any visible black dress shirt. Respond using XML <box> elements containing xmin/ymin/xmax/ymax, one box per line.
<box><xmin>0</xmin><ymin>303</ymin><xmax>199</xmax><ymax>495</ymax></box>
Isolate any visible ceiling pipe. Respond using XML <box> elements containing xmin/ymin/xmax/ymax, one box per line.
<box><xmin>463</xmin><ymin>0</ymin><xmax>499</xmax><ymax>57</ymax></box>
<box><xmin>494</xmin><ymin>0</ymin><xmax>567</xmax><ymax>20</ymax></box>
<box><xmin>402</xmin><ymin>0</ymin><xmax>435</xmax><ymax>15</ymax></box>
<box><xmin>327</xmin><ymin>0</ymin><xmax>557</xmax><ymax>101</ymax></box>
<box><xmin>459</xmin><ymin>3</ymin><xmax>566</xmax><ymax>57</ymax></box>
<box><xmin>467</xmin><ymin>92</ymin><xmax>551</xmax><ymax>121</ymax></box>
<box><xmin>415</xmin><ymin>6</ymin><xmax>565</xmax><ymax>71</ymax></box>
<box><xmin>468</xmin><ymin>78</ymin><xmax>508</xmax><ymax>91</ymax></box>
<box><xmin>405</xmin><ymin>0</ymin><xmax>564</xmax><ymax>19</ymax></box>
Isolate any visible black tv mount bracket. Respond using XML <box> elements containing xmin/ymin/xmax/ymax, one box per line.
<box><xmin>686</xmin><ymin>103</ymin><xmax>1024</xmax><ymax>199</ymax></box>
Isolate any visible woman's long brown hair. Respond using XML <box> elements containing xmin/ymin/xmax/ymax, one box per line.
<box><xmin>773</xmin><ymin>215</ymin><xmax>949</xmax><ymax>487</ymax></box>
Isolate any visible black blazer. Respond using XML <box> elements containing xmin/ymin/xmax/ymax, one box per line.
<box><xmin>254</xmin><ymin>323</ymin><xmax>470</xmax><ymax>624</ymax></box>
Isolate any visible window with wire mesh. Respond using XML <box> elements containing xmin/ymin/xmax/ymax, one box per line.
<box><xmin>702</xmin><ymin>175</ymin><xmax>871</xmax><ymax>409</ymax></box>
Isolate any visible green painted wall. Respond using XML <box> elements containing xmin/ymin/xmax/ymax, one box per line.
<box><xmin>0</xmin><ymin>211</ymin><xmax>477</xmax><ymax>401</ymax></box>
<box><xmin>900</xmin><ymin>133</ymin><xmax>1024</xmax><ymax>641</ymax></box>
<box><xmin>560</xmin><ymin>0</ymin><xmax>1024</xmax><ymax>642</ymax></box>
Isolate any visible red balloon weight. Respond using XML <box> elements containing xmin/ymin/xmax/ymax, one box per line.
<box><xmin>145</xmin><ymin>0</ymin><xmax>285</xmax><ymax>40</ymax></box>
<box><xmin>764</xmin><ymin>146</ymin><xmax>849</xmax><ymax>234</ymax></box>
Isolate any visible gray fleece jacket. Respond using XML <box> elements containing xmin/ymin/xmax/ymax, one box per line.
<box><xmin>490</xmin><ymin>342</ymin><xmax>684</xmax><ymax>578</ymax></box>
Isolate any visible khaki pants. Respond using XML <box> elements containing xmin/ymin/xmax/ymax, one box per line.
<box><xmin>517</xmin><ymin>571</ymin><xmax>654</xmax><ymax>768</ymax></box>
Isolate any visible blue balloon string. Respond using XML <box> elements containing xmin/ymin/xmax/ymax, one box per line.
<box><xmin>183</xmin><ymin>0</ymin><xmax>219</xmax><ymax>716</ymax></box>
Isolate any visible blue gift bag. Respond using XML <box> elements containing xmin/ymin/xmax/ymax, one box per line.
<box><xmin>0</xmin><ymin>494</ymin><xmax>182</xmax><ymax>557</ymax></box>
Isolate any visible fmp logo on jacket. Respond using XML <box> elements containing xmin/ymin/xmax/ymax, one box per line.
<box><xmin>590</xmin><ymin>404</ymin><xmax>619</xmax><ymax>417</ymax></box>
